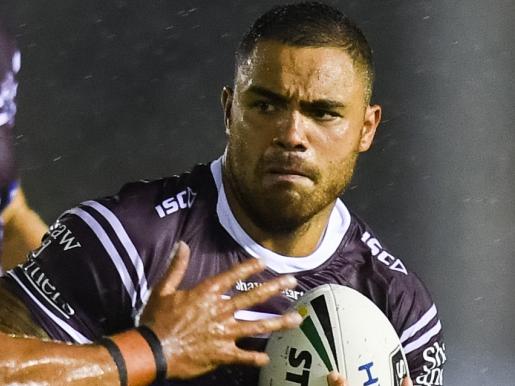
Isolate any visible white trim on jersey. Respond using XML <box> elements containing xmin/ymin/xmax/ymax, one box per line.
<box><xmin>403</xmin><ymin>320</ymin><xmax>442</xmax><ymax>354</ymax></box>
<box><xmin>221</xmin><ymin>294</ymin><xmax>280</xmax><ymax>321</ymax></box>
<box><xmin>210</xmin><ymin>157</ymin><xmax>352</xmax><ymax>274</ymax></box>
<box><xmin>7</xmin><ymin>271</ymin><xmax>92</xmax><ymax>344</ymax></box>
<box><xmin>234</xmin><ymin>310</ymin><xmax>279</xmax><ymax>339</ymax></box>
<box><xmin>16</xmin><ymin>264</ymin><xmax>72</xmax><ymax>320</ymax></box>
<box><xmin>400</xmin><ymin>304</ymin><xmax>438</xmax><ymax>343</ymax></box>
<box><xmin>0</xmin><ymin>69</ymin><xmax>18</xmax><ymax>126</ymax></box>
<box><xmin>68</xmin><ymin>207</ymin><xmax>139</xmax><ymax>308</ymax></box>
<box><xmin>0</xmin><ymin>111</ymin><xmax>10</xmax><ymax>126</ymax></box>
<box><xmin>12</xmin><ymin>51</ymin><xmax>21</xmax><ymax>74</ymax></box>
<box><xmin>82</xmin><ymin>200</ymin><xmax>150</xmax><ymax>303</ymax></box>
<box><xmin>222</xmin><ymin>293</ymin><xmax>278</xmax><ymax>339</ymax></box>
<box><xmin>234</xmin><ymin>309</ymin><xmax>279</xmax><ymax>321</ymax></box>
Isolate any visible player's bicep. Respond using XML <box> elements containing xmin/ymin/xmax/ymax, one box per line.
<box><xmin>0</xmin><ymin>281</ymin><xmax>48</xmax><ymax>338</ymax></box>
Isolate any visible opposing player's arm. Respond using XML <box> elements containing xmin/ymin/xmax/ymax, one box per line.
<box><xmin>0</xmin><ymin>187</ymin><xmax>47</xmax><ymax>269</ymax></box>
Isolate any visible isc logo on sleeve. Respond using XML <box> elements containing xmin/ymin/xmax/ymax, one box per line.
<box><xmin>361</xmin><ymin>232</ymin><xmax>408</xmax><ymax>275</ymax></box>
<box><xmin>154</xmin><ymin>187</ymin><xmax>197</xmax><ymax>218</ymax></box>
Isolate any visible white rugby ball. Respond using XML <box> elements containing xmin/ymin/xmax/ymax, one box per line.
<box><xmin>259</xmin><ymin>284</ymin><xmax>409</xmax><ymax>386</ymax></box>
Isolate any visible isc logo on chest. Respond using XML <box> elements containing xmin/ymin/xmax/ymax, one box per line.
<box><xmin>154</xmin><ymin>187</ymin><xmax>197</xmax><ymax>218</ymax></box>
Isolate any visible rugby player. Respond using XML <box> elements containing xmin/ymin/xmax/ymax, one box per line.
<box><xmin>0</xmin><ymin>3</ymin><xmax>445</xmax><ymax>386</ymax></box>
<box><xmin>0</xmin><ymin>22</ymin><xmax>302</xmax><ymax>385</ymax></box>
<box><xmin>0</xmin><ymin>22</ymin><xmax>47</xmax><ymax>272</ymax></box>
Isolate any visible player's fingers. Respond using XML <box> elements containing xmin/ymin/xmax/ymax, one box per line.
<box><xmin>199</xmin><ymin>258</ymin><xmax>266</xmax><ymax>295</ymax></box>
<box><xmin>155</xmin><ymin>241</ymin><xmax>190</xmax><ymax>296</ymax></box>
<box><xmin>226</xmin><ymin>275</ymin><xmax>297</xmax><ymax>313</ymax></box>
<box><xmin>327</xmin><ymin>371</ymin><xmax>346</xmax><ymax>386</ymax></box>
<box><xmin>402</xmin><ymin>376</ymin><xmax>413</xmax><ymax>386</ymax></box>
<box><xmin>217</xmin><ymin>346</ymin><xmax>271</xmax><ymax>367</ymax></box>
<box><xmin>232</xmin><ymin>312</ymin><xmax>302</xmax><ymax>338</ymax></box>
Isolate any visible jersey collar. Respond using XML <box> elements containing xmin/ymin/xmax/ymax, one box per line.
<box><xmin>210</xmin><ymin>157</ymin><xmax>351</xmax><ymax>274</ymax></box>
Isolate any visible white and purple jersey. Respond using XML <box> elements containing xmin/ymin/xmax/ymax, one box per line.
<box><xmin>3</xmin><ymin>158</ymin><xmax>446</xmax><ymax>385</ymax></box>
<box><xmin>0</xmin><ymin>24</ymin><xmax>20</xmax><ymax>264</ymax></box>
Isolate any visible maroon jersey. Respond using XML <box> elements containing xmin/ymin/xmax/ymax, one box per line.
<box><xmin>0</xmin><ymin>24</ymin><xmax>20</xmax><ymax>265</ymax></box>
<box><xmin>3</xmin><ymin>158</ymin><xmax>446</xmax><ymax>386</ymax></box>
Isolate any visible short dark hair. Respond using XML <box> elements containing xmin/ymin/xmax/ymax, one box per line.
<box><xmin>235</xmin><ymin>1</ymin><xmax>375</xmax><ymax>103</ymax></box>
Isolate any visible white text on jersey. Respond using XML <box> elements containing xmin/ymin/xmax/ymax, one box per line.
<box><xmin>21</xmin><ymin>260</ymin><xmax>75</xmax><ymax>318</ymax></box>
<box><xmin>32</xmin><ymin>223</ymin><xmax>81</xmax><ymax>258</ymax></box>
<box><xmin>155</xmin><ymin>187</ymin><xmax>197</xmax><ymax>218</ymax></box>
<box><xmin>235</xmin><ymin>280</ymin><xmax>304</xmax><ymax>300</ymax></box>
<box><xmin>361</xmin><ymin>232</ymin><xmax>408</xmax><ymax>275</ymax></box>
<box><xmin>416</xmin><ymin>342</ymin><xmax>446</xmax><ymax>386</ymax></box>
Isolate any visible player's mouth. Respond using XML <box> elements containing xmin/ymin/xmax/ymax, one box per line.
<box><xmin>262</xmin><ymin>165</ymin><xmax>315</xmax><ymax>186</ymax></box>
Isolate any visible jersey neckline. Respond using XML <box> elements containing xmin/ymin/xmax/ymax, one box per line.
<box><xmin>210</xmin><ymin>157</ymin><xmax>352</xmax><ymax>274</ymax></box>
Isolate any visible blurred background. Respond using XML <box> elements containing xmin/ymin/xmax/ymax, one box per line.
<box><xmin>1</xmin><ymin>0</ymin><xmax>514</xmax><ymax>384</ymax></box>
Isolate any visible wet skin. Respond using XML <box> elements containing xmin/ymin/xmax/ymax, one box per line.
<box><xmin>222</xmin><ymin>41</ymin><xmax>382</xmax><ymax>257</ymax></box>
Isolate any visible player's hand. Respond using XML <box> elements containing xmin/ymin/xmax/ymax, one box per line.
<box><xmin>327</xmin><ymin>371</ymin><xmax>413</xmax><ymax>386</ymax></box>
<box><xmin>140</xmin><ymin>241</ymin><xmax>302</xmax><ymax>379</ymax></box>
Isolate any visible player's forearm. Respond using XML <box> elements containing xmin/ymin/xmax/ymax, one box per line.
<box><xmin>0</xmin><ymin>333</ymin><xmax>119</xmax><ymax>385</ymax></box>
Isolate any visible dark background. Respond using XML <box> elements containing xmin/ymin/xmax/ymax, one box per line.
<box><xmin>1</xmin><ymin>1</ymin><xmax>514</xmax><ymax>384</ymax></box>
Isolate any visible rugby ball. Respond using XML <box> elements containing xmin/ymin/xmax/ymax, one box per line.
<box><xmin>259</xmin><ymin>284</ymin><xmax>408</xmax><ymax>386</ymax></box>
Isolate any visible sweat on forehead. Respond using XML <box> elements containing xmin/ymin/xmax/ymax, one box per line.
<box><xmin>234</xmin><ymin>42</ymin><xmax>360</xmax><ymax>104</ymax></box>
<box><xmin>234</xmin><ymin>2</ymin><xmax>375</xmax><ymax>102</ymax></box>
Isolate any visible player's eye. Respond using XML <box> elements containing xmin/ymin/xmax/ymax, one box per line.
<box><xmin>252</xmin><ymin>100</ymin><xmax>277</xmax><ymax>113</ymax></box>
<box><xmin>310</xmin><ymin>109</ymin><xmax>341</xmax><ymax>121</ymax></box>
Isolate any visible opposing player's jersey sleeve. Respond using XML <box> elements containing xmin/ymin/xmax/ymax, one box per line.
<box><xmin>0</xmin><ymin>28</ymin><xmax>20</xmax><ymax>208</ymax></box>
<box><xmin>388</xmin><ymin>274</ymin><xmax>446</xmax><ymax>386</ymax></box>
<box><xmin>0</xmin><ymin>29</ymin><xmax>19</xmax><ymax>129</ymax></box>
<box><xmin>1</xmin><ymin>177</ymin><xmax>189</xmax><ymax>343</ymax></box>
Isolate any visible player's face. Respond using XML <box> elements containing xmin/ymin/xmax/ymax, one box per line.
<box><xmin>222</xmin><ymin>41</ymin><xmax>381</xmax><ymax>232</ymax></box>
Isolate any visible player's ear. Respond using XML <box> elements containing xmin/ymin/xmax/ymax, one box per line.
<box><xmin>221</xmin><ymin>86</ymin><xmax>234</xmax><ymax>134</ymax></box>
<box><xmin>359</xmin><ymin>104</ymin><xmax>381</xmax><ymax>152</ymax></box>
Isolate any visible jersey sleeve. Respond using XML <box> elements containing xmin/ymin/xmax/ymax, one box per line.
<box><xmin>0</xmin><ymin>36</ymin><xmax>19</xmax><ymax>128</ymax></box>
<box><xmin>388</xmin><ymin>273</ymin><xmax>446</xmax><ymax>386</ymax></box>
<box><xmin>0</xmin><ymin>34</ymin><xmax>20</xmax><ymax>202</ymax></box>
<box><xmin>1</xmin><ymin>177</ymin><xmax>188</xmax><ymax>343</ymax></box>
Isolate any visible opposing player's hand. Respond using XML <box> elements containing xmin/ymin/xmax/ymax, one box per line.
<box><xmin>327</xmin><ymin>371</ymin><xmax>413</xmax><ymax>386</ymax></box>
<box><xmin>140</xmin><ymin>241</ymin><xmax>302</xmax><ymax>379</ymax></box>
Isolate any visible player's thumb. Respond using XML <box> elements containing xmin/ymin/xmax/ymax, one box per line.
<box><xmin>402</xmin><ymin>377</ymin><xmax>413</xmax><ymax>386</ymax></box>
<box><xmin>155</xmin><ymin>241</ymin><xmax>191</xmax><ymax>296</ymax></box>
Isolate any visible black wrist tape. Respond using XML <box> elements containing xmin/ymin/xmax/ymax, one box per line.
<box><xmin>137</xmin><ymin>325</ymin><xmax>168</xmax><ymax>382</ymax></box>
<box><xmin>99</xmin><ymin>337</ymin><xmax>128</xmax><ymax>386</ymax></box>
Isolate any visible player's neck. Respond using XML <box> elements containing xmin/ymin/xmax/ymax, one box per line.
<box><xmin>256</xmin><ymin>206</ymin><xmax>333</xmax><ymax>257</ymax></box>
<box><xmin>222</xmin><ymin>173</ymin><xmax>333</xmax><ymax>257</ymax></box>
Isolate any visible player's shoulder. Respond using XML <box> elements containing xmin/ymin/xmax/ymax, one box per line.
<box><xmin>91</xmin><ymin>162</ymin><xmax>214</xmax><ymax>216</ymax></box>
<box><xmin>342</xmin><ymin>209</ymin><xmax>412</xmax><ymax>280</ymax></box>
<box><xmin>61</xmin><ymin>162</ymin><xmax>217</xmax><ymax>258</ymax></box>
<box><xmin>338</xmin><ymin>207</ymin><xmax>437</xmax><ymax>318</ymax></box>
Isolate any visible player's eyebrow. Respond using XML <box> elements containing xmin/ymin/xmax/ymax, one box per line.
<box><xmin>300</xmin><ymin>99</ymin><xmax>346</xmax><ymax>111</ymax></box>
<box><xmin>245</xmin><ymin>85</ymin><xmax>288</xmax><ymax>105</ymax></box>
<box><xmin>246</xmin><ymin>85</ymin><xmax>345</xmax><ymax>110</ymax></box>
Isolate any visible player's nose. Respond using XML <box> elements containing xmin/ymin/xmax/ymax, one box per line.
<box><xmin>272</xmin><ymin>110</ymin><xmax>308</xmax><ymax>151</ymax></box>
